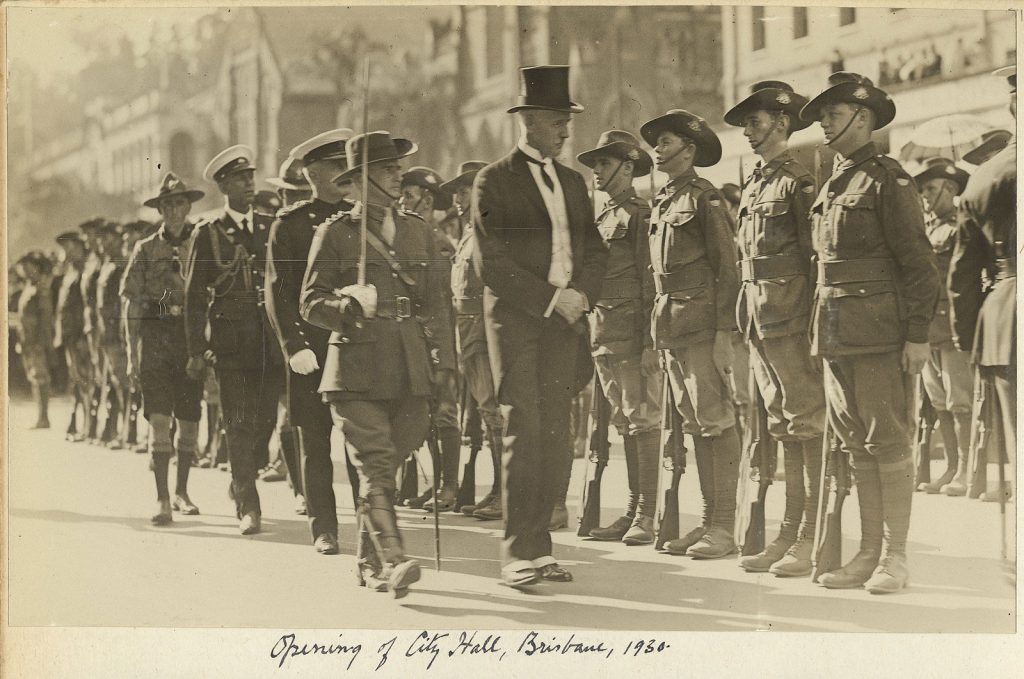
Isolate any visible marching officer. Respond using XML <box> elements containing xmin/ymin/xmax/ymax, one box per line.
<box><xmin>266</xmin><ymin>128</ymin><xmax>361</xmax><ymax>553</ymax></box>
<box><xmin>911</xmin><ymin>157</ymin><xmax>973</xmax><ymax>494</ymax></box>
<box><xmin>724</xmin><ymin>81</ymin><xmax>825</xmax><ymax>576</ymax></box>
<box><xmin>14</xmin><ymin>251</ymin><xmax>55</xmax><ymax>429</ymax></box>
<box><xmin>640</xmin><ymin>110</ymin><xmax>742</xmax><ymax>559</ymax></box>
<box><xmin>301</xmin><ymin>131</ymin><xmax>455</xmax><ymax>596</ymax></box>
<box><xmin>123</xmin><ymin>172</ymin><xmax>206</xmax><ymax>524</ymax></box>
<box><xmin>399</xmin><ymin>166</ymin><xmax>461</xmax><ymax>511</ymax></box>
<box><xmin>444</xmin><ymin>160</ymin><xmax>504</xmax><ymax>520</ymax></box>
<box><xmin>95</xmin><ymin>221</ymin><xmax>128</xmax><ymax>447</ymax></box>
<box><xmin>184</xmin><ymin>146</ymin><xmax>283</xmax><ymax>535</ymax></box>
<box><xmin>54</xmin><ymin>230</ymin><xmax>91</xmax><ymax>441</ymax></box>
<box><xmin>800</xmin><ymin>72</ymin><xmax>939</xmax><ymax>593</ymax></box>
<box><xmin>949</xmin><ymin>65</ymin><xmax>1016</xmax><ymax>506</ymax></box>
<box><xmin>575</xmin><ymin>130</ymin><xmax>662</xmax><ymax>545</ymax></box>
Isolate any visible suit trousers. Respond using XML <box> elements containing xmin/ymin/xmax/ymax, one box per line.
<box><xmin>498</xmin><ymin>321</ymin><xmax>580</xmax><ymax>565</ymax></box>
<box><xmin>289</xmin><ymin>370</ymin><xmax>339</xmax><ymax>539</ymax></box>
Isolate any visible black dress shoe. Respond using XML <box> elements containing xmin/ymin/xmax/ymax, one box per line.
<box><xmin>538</xmin><ymin>564</ymin><xmax>573</xmax><ymax>582</ymax></box>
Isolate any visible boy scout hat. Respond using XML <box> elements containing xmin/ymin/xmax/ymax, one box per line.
<box><xmin>265</xmin><ymin>156</ymin><xmax>309</xmax><ymax>191</ymax></box>
<box><xmin>800</xmin><ymin>72</ymin><xmax>896</xmax><ymax>130</ymax></box>
<box><xmin>401</xmin><ymin>167</ymin><xmax>452</xmax><ymax>210</ymax></box>
<box><xmin>144</xmin><ymin>172</ymin><xmax>205</xmax><ymax>208</ymax></box>
<box><xmin>993</xmin><ymin>65</ymin><xmax>1016</xmax><ymax>92</ymax></box>
<box><xmin>507</xmin><ymin>65</ymin><xmax>584</xmax><ymax>114</ymax></box>
<box><xmin>203</xmin><ymin>144</ymin><xmax>256</xmax><ymax>183</ymax></box>
<box><xmin>577</xmin><ymin>130</ymin><xmax>653</xmax><ymax>177</ymax></box>
<box><xmin>95</xmin><ymin>220</ymin><xmax>122</xmax><ymax>236</ymax></box>
<box><xmin>78</xmin><ymin>217</ymin><xmax>105</xmax><ymax>233</ymax></box>
<box><xmin>333</xmin><ymin>131</ymin><xmax>418</xmax><ymax>183</ymax></box>
<box><xmin>17</xmin><ymin>250</ymin><xmax>52</xmax><ymax>274</ymax></box>
<box><xmin>962</xmin><ymin>128</ymin><xmax>1012</xmax><ymax>165</ymax></box>
<box><xmin>912</xmin><ymin>157</ymin><xmax>970</xmax><ymax>195</ymax></box>
<box><xmin>290</xmin><ymin>128</ymin><xmax>355</xmax><ymax>166</ymax></box>
<box><xmin>724</xmin><ymin>80</ymin><xmax>812</xmax><ymax>131</ymax></box>
<box><xmin>56</xmin><ymin>230</ymin><xmax>84</xmax><ymax>246</ymax></box>
<box><xmin>640</xmin><ymin>109</ymin><xmax>723</xmax><ymax>167</ymax></box>
<box><xmin>440</xmin><ymin>160</ymin><xmax>487</xmax><ymax>194</ymax></box>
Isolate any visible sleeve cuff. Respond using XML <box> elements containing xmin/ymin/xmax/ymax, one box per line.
<box><xmin>544</xmin><ymin>288</ymin><xmax>562</xmax><ymax>318</ymax></box>
<box><xmin>905</xmin><ymin>322</ymin><xmax>930</xmax><ymax>345</ymax></box>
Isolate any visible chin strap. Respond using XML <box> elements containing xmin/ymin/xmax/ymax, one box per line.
<box><xmin>824</xmin><ymin>106</ymin><xmax>863</xmax><ymax>147</ymax></box>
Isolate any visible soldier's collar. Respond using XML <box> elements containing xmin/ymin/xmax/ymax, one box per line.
<box><xmin>349</xmin><ymin>201</ymin><xmax>391</xmax><ymax>223</ymax></box>
<box><xmin>842</xmin><ymin>141</ymin><xmax>878</xmax><ymax>167</ymax></box>
<box><xmin>160</xmin><ymin>221</ymin><xmax>193</xmax><ymax>245</ymax></box>
<box><xmin>606</xmin><ymin>185</ymin><xmax>637</xmax><ymax>209</ymax></box>
<box><xmin>757</xmin><ymin>150</ymin><xmax>792</xmax><ymax>176</ymax></box>
<box><xmin>658</xmin><ymin>168</ymin><xmax>697</xmax><ymax>200</ymax></box>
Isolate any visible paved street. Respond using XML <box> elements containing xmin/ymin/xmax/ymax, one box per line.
<box><xmin>6</xmin><ymin>395</ymin><xmax>1014</xmax><ymax>633</ymax></box>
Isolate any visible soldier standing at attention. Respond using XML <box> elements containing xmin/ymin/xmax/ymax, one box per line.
<box><xmin>80</xmin><ymin>218</ymin><xmax>106</xmax><ymax>443</ymax></box>
<box><xmin>444</xmin><ymin>160</ymin><xmax>504</xmax><ymax>520</ymax></box>
<box><xmin>575</xmin><ymin>130</ymin><xmax>662</xmax><ymax>545</ymax></box>
<box><xmin>95</xmin><ymin>221</ymin><xmax>129</xmax><ymax>448</ymax></box>
<box><xmin>184</xmin><ymin>146</ymin><xmax>282</xmax><ymax>535</ymax></box>
<box><xmin>301</xmin><ymin>131</ymin><xmax>455</xmax><ymax>596</ymax></box>
<box><xmin>15</xmin><ymin>251</ymin><xmax>55</xmax><ymax>429</ymax></box>
<box><xmin>54</xmin><ymin>230</ymin><xmax>91</xmax><ymax>442</ymax></box>
<box><xmin>724</xmin><ymin>81</ymin><xmax>825</xmax><ymax>576</ymax></box>
<box><xmin>800</xmin><ymin>73</ymin><xmax>939</xmax><ymax>594</ymax></box>
<box><xmin>641</xmin><ymin>109</ymin><xmax>742</xmax><ymax>560</ymax></box>
<box><xmin>399</xmin><ymin>166</ymin><xmax>461</xmax><ymax>512</ymax></box>
<box><xmin>911</xmin><ymin>157</ymin><xmax>973</xmax><ymax>495</ymax></box>
<box><xmin>123</xmin><ymin>173</ymin><xmax>206</xmax><ymax>524</ymax></box>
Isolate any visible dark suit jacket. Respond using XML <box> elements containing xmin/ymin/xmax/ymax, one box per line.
<box><xmin>471</xmin><ymin>148</ymin><xmax>607</xmax><ymax>395</ymax></box>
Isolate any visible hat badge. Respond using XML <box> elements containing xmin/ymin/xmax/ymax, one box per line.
<box><xmin>627</xmin><ymin>148</ymin><xmax>640</xmax><ymax>160</ymax></box>
<box><xmin>168</xmin><ymin>178</ymin><xmax>180</xmax><ymax>189</ymax></box>
<box><xmin>946</xmin><ymin>166</ymin><xmax>956</xmax><ymax>175</ymax></box>
<box><xmin>688</xmin><ymin>120</ymin><xmax>702</xmax><ymax>132</ymax></box>
<box><xmin>776</xmin><ymin>92</ymin><xmax>792</xmax><ymax>105</ymax></box>
<box><xmin>853</xmin><ymin>87</ymin><xmax>869</xmax><ymax>100</ymax></box>
<box><xmin>425</xmin><ymin>175</ymin><xmax>436</xmax><ymax>185</ymax></box>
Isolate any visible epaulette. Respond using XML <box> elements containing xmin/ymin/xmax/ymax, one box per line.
<box><xmin>277</xmin><ymin>199</ymin><xmax>314</xmax><ymax>219</ymax></box>
<box><xmin>398</xmin><ymin>209</ymin><xmax>425</xmax><ymax>222</ymax></box>
<box><xmin>316</xmin><ymin>208</ymin><xmax>351</xmax><ymax>231</ymax></box>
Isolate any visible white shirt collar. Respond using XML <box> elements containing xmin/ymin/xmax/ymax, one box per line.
<box><xmin>517</xmin><ymin>136</ymin><xmax>551</xmax><ymax>164</ymax></box>
<box><xmin>224</xmin><ymin>201</ymin><xmax>253</xmax><ymax>230</ymax></box>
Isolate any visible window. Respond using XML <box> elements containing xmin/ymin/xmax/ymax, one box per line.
<box><xmin>840</xmin><ymin>8</ymin><xmax>856</xmax><ymax>26</ymax></box>
<box><xmin>485</xmin><ymin>7</ymin><xmax>504</xmax><ymax>77</ymax></box>
<box><xmin>752</xmin><ymin>7</ymin><xmax>766</xmax><ymax>51</ymax></box>
<box><xmin>793</xmin><ymin>7</ymin><xmax>809</xmax><ymax>39</ymax></box>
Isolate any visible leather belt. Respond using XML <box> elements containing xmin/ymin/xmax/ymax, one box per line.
<box><xmin>375</xmin><ymin>295</ymin><xmax>417</xmax><ymax>319</ymax></box>
<box><xmin>995</xmin><ymin>257</ymin><xmax>1016</xmax><ymax>280</ymax></box>
<box><xmin>740</xmin><ymin>254</ymin><xmax>807</xmax><ymax>282</ymax></box>
<box><xmin>453</xmin><ymin>296</ymin><xmax>483</xmax><ymax>315</ymax></box>
<box><xmin>817</xmin><ymin>258</ymin><xmax>896</xmax><ymax>285</ymax></box>
<box><xmin>598</xmin><ymin>277</ymin><xmax>641</xmax><ymax>301</ymax></box>
<box><xmin>653</xmin><ymin>266</ymin><xmax>710</xmax><ymax>294</ymax></box>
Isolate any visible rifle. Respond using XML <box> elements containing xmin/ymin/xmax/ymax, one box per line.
<box><xmin>423</xmin><ymin>413</ymin><xmax>443</xmax><ymax>571</ymax></box>
<box><xmin>913</xmin><ymin>375</ymin><xmax>936</xmax><ymax>490</ymax></box>
<box><xmin>655</xmin><ymin>372</ymin><xmax>686</xmax><ymax>550</ymax></box>
<box><xmin>577</xmin><ymin>380</ymin><xmax>611</xmax><ymax>537</ymax></box>
<box><xmin>454</xmin><ymin>383</ymin><xmax>482</xmax><ymax>511</ymax></box>
<box><xmin>741</xmin><ymin>375</ymin><xmax>775</xmax><ymax>556</ymax></box>
<box><xmin>812</xmin><ymin>430</ymin><xmax>848</xmax><ymax>582</ymax></box>
<box><xmin>968</xmin><ymin>369</ymin><xmax>989</xmax><ymax>498</ymax></box>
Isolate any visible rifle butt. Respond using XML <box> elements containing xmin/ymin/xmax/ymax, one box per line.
<box><xmin>655</xmin><ymin>493</ymin><xmax>679</xmax><ymax>550</ymax></box>
<box><xmin>577</xmin><ymin>480</ymin><xmax>602</xmax><ymax>537</ymax></box>
<box><xmin>812</xmin><ymin>498</ymin><xmax>845</xmax><ymax>582</ymax></box>
<box><xmin>397</xmin><ymin>455</ymin><xmax>418</xmax><ymax>504</ymax></box>
<box><xmin>455</xmin><ymin>462</ymin><xmax>476</xmax><ymax>509</ymax></box>
<box><xmin>742</xmin><ymin>502</ymin><xmax>766</xmax><ymax>556</ymax></box>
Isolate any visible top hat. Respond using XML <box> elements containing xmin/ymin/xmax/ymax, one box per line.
<box><xmin>333</xmin><ymin>131</ymin><xmax>418</xmax><ymax>183</ymax></box>
<box><xmin>640</xmin><ymin>109</ymin><xmax>723</xmax><ymax>167</ymax></box>
<box><xmin>912</xmin><ymin>157</ymin><xmax>970</xmax><ymax>195</ymax></box>
<box><xmin>266</xmin><ymin>156</ymin><xmax>309</xmax><ymax>191</ymax></box>
<box><xmin>724</xmin><ymin>80</ymin><xmax>812</xmax><ymax>131</ymax></box>
<box><xmin>800</xmin><ymin>72</ymin><xmax>896</xmax><ymax>129</ymax></box>
<box><xmin>994</xmin><ymin>65</ymin><xmax>1016</xmax><ymax>93</ymax></box>
<box><xmin>203</xmin><ymin>145</ymin><xmax>256</xmax><ymax>183</ymax></box>
<box><xmin>440</xmin><ymin>160</ymin><xmax>488</xmax><ymax>194</ymax></box>
<box><xmin>144</xmin><ymin>172</ymin><xmax>206</xmax><ymax>208</ymax></box>
<box><xmin>507</xmin><ymin>65</ymin><xmax>584</xmax><ymax>114</ymax></box>
<box><xmin>577</xmin><ymin>129</ymin><xmax>653</xmax><ymax>177</ymax></box>
<box><xmin>401</xmin><ymin>167</ymin><xmax>452</xmax><ymax>211</ymax></box>
<box><xmin>962</xmin><ymin>128</ymin><xmax>1012</xmax><ymax>165</ymax></box>
<box><xmin>290</xmin><ymin>128</ymin><xmax>355</xmax><ymax>166</ymax></box>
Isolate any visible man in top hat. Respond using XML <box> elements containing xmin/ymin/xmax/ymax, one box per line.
<box><xmin>444</xmin><ymin>160</ymin><xmax>504</xmax><ymax>520</ymax></box>
<box><xmin>574</xmin><ymin>129</ymin><xmax>661</xmax><ymax>545</ymax></box>
<box><xmin>471</xmin><ymin>65</ymin><xmax>608</xmax><ymax>586</ymax></box>
<box><xmin>398</xmin><ymin>166</ymin><xmax>462</xmax><ymax>512</ymax></box>
<box><xmin>910</xmin><ymin>157</ymin><xmax>973</xmax><ymax>495</ymax></box>
<box><xmin>54</xmin><ymin>229</ymin><xmax>91</xmax><ymax>441</ymax></box>
<box><xmin>266</xmin><ymin>155</ymin><xmax>313</xmax><ymax>207</ymax></box>
<box><xmin>123</xmin><ymin>172</ymin><xmax>206</xmax><ymax>524</ymax></box>
<box><xmin>79</xmin><ymin>218</ymin><xmax>107</xmax><ymax>443</ymax></box>
<box><xmin>14</xmin><ymin>250</ymin><xmax>56</xmax><ymax>429</ymax></box>
<box><xmin>799</xmin><ymin>72</ymin><xmax>939</xmax><ymax>593</ymax></box>
<box><xmin>266</xmin><ymin>128</ymin><xmax>361</xmax><ymax>553</ymax></box>
<box><xmin>184</xmin><ymin>145</ymin><xmax>283</xmax><ymax>534</ymax></box>
<box><xmin>723</xmin><ymin>81</ymin><xmax>826</xmax><ymax>576</ymax></box>
<box><xmin>301</xmin><ymin>130</ymin><xmax>455</xmax><ymax>596</ymax></box>
<box><xmin>640</xmin><ymin>109</ymin><xmax>741</xmax><ymax>560</ymax></box>
<box><xmin>949</xmin><ymin>65</ymin><xmax>1016</xmax><ymax>512</ymax></box>
<box><xmin>95</xmin><ymin>221</ymin><xmax>128</xmax><ymax>447</ymax></box>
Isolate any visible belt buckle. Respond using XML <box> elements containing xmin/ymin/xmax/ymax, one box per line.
<box><xmin>395</xmin><ymin>296</ymin><xmax>411</xmax><ymax>319</ymax></box>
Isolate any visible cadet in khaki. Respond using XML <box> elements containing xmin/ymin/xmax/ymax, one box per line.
<box><xmin>641</xmin><ymin>109</ymin><xmax>742</xmax><ymax>560</ymax></box>
<box><xmin>576</xmin><ymin>130</ymin><xmax>662</xmax><ymax>545</ymax></box>
<box><xmin>724</xmin><ymin>81</ymin><xmax>825</xmax><ymax>577</ymax></box>
<box><xmin>911</xmin><ymin>157</ymin><xmax>973</xmax><ymax>495</ymax></box>
<box><xmin>95</xmin><ymin>221</ymin><xmax>128</xmax><ymax>448</ymax></box>
<box><xmin>54</xmin><ymin>230</ymin><xmax>91</xmax><ymax>441</ymax></box>
<box><xmin>15</xmin><ymin>251</ymin><xmax>55</xmax><ymax>429</ymax></box>
<box><xmin>800</xmin><ymin>73</ymin><xmax>940</xmax><ymax>594</ymax></box>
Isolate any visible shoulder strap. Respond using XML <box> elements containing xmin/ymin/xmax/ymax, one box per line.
<box><xmin>362</xmin><ymin>225</ymin><xmax>417</xmax><ymax>288</ymax></box>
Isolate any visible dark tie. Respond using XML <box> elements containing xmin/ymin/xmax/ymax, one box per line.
<box><xmin>523</xmin><ymin>153</ymin><xmax>555</xmax><ymax>191</ymax></box>
<box><xmin>240</xmin><ymin>217</ymin><xmax>249</xmax><ymax>233</ymax></box>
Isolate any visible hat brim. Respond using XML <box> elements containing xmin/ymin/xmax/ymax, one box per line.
<box><xmin>723</xmin><ymin>90</ymin><xmax>812</xmax><ymax>131</ymax></box>
<box><xmin>265</xmin><ymin>177</ymin><xmax>309</xmax><ymax>191</ymax></box>
<box><xmin>800</xmin><ymin>83</ymin><xmax>896</xmax><ymax>129</ymax></box>
<box><xmin>144</xmin><ymin>188</ymin><xmax>205</xmax><ymax>209</ymax></box>
<box><xmin>576</xmin><ymin>141</ymin><xmax>653</xmax><ymax>177</ymax></box>
<box><xmin>640</xmin><ymin>114</ymin><xmax>722</xmax><ymax>167</ymax></box>
<box><xmin>507</xmin><ymin>102</ymin><xmax>584</xmax><ymax>114</ymax></box>
<box><xmin>440</xmin><ymin>170</ymin><xmax>480</xmax><ymax>194</ymax></box>
<box><xmin>333</xmin><ymin>139</ymin><xmax>418</xmax><ymax>183</ymax></box>
<box><xmin>913</xmin><ymin>166</ymin><xmax>969</xmax><ymax>193</ymax></box>
<box><xmin>962</xmin><ymin>130</ymin><xmax>1012</xmax><ymax>164</ymax></box>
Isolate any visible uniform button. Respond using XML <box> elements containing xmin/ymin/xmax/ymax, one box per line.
<box><xmin>389</xmin><ymin>250</ymin><xmax>396</xmax><ymax>256</ymax></box>
<box><xmin>341</xmin><ymin>337</ymin><xmax>349</xmax><ymax>343</ymax></box>
<box><xmin>859</xmin><ymin>288</ymin><xmax>866</xmax><ymax>294</ymax></box>
<box><xmin>392</xmin><ymin>272</ymin><xmax>398</xmax><ymax>278</ymax></box>
<box><xmin>828</xmin><ymin>192</ymin><xmax>835</xmax><ymax>198</ymax></box>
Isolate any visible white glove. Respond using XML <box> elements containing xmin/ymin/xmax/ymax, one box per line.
<box><xmin>288</xmin><ymin>348</ymin><xmax>320</xmax><ymax>375</ymax></box>
<box><xmin>339</xmin><ymin>283</ymin><xmax>378</xmax><ymax>319</ymax></box>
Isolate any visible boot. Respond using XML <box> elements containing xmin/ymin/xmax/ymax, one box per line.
<box><xmin>66</xmin><ymin>397</ymin><xmax>80</xmax><ymax>440</ymax></box>
<box><xmin>589</xmin><ymin>516</ymin><xmax>633</xmax><ymax>541</ymax></box>
<box><xmin>770</xmin><ymin>537</ymin><xmax>813</xmax><ymax>577</ymax></box>
<box><xmin>362</xmin><ymin>488</ymin><xmax>420</xmax><ymax>598</ymax></box>
<box><xmin>634</xmin><ymin>430</ymin><xmax>661</xmax><ymax>535</ymax></box>
<box><xmin>31</xmin><ymin>384</ymin><xmax>51</xmax><ymax>429</ymax></box>
<box><xmin>865</xmin><ymin>552</ymin><xmax>910</xmax><ymax>594</ymax></box>
<box><xmin>771</xmin><ymin>435</ymin><xmax>823</xmax><ymax>577</ymax></box>
<box><xmin>921</xmin><ymin>410</ymin><xmax>959</xmax><ymax>493</ymax></box>
<box><xmin>173</xmin><ymin>451</ymin><xmax>200</xmax><ymax>515</ymax></box>
<box><xmin>819</xmin><ymin>454</ymin><xmax>884</xmax><ymax>589</ymax></box>
<box><xmin>422</xmin><ymin>485</ymin><xmax>458</xmax><ymax>512</ymax></box>
<box><xmin>741</xmin><ymin>440</ymin><xmax>804</xmax><ymax>570</ymax></box>
<box><xmin>406</xmin><ymin>487</ymin><xmax>434</xmax><ymax>510</ymax></box>
<box><xmin>622</xmin><ymin>515</ymin><xmax>655</xmax><ymax>546</ymax></box>
<box><xmin>941</xmin><ymin>410</ymin><xmax>973</xmax><ymax>496</ymax></box>
<box><xmin>980</xmin><ymin>482</ymin><xmax>1012</xmax><ymax>503</ymax></box>
<box><xmin>739</xmin><ymin>538</ymin><xmax>792</xmax><ymax>572</ymax></box>
<box><xmin>664</xmin><ymin>435</ymin><xmax>715</xmax><ymax>555</ymax></box>
<box><xmin>687</xmin><ymin>427</ymin><xmax>741</xmax><ymax>559</ymax></box>
<box><xmin>354</xmin><ymin>509</ymin><xmax>388</xmax><ymax>592</ymax></box>
<box><xmin>591</xmin><ymin>434</ymin><xmax>640</xmax><ymax>540</ymax></box>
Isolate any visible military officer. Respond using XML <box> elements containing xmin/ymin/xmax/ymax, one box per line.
<box><xmin>574</xmin><ymin>130</ymin><xmax>661</xmax><ymax>545</ymax></box>
<box><xmin>184</xmin><ymin>146</ymin><xmax>283</xmax><ymax>535</ymax></box>
<box><xmin>640</xmin><ymin>110</ymin><xmax>742</xmax><ymax>559</ymax></box>
<box><xmin>124</xmin><ymin>172</ymin><xmax>206</xmax><ymax>524</ymax></box>
<box><xmin>399</xmin><ymin>166</ymin><xmax>461</xmax><ymax>511</ymax></box>
<box><xmin>266</xmin><ymin>155</ymin><xmax>314</xmax><ymax>206</ymax></box>
<box><xmin>54</xmin><ymin>230</ymin><xmax>91</xmax><ymax>441</ymax></box>
<box><xmin>266</xmin><ymin>128</ymin><xmax>362</xmax><ymax>553</ymax></box>
<box><xmin>949</xmin><ymin>65</ymin><xmax>1016</xmax><ymax>507</ymax></box>
<box><xmin>800</xmin><ymin>72</ymin><xmax>940</xmax><ymax>594</ymax></box>
<box><xmin>443</xmin><ymin>160</ymin><xmax>504</xmax><ymax>520</ymax></box>
<box><xmin>301</xmin><ymin>131</ymin><xmax>455</xmax><ymax>596</ymax></box>
<box><xmin>14</xmin><ymin>251</ymin><xmax>55</xmax><ymax>429</ymax></box>
<box><xmin>910</xmin><ymin>157</ymin><xmax>973</xmax><ymax>495</ymax></box>
<box><xmin>723</xmin><ymin>81</ymin><xmax>825</xmax><ymax>576</ymax></box>
<box><xmin>95</xmin><ymin>221</ymin><xmax>128</xmax><ymax>448</ymax></box>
